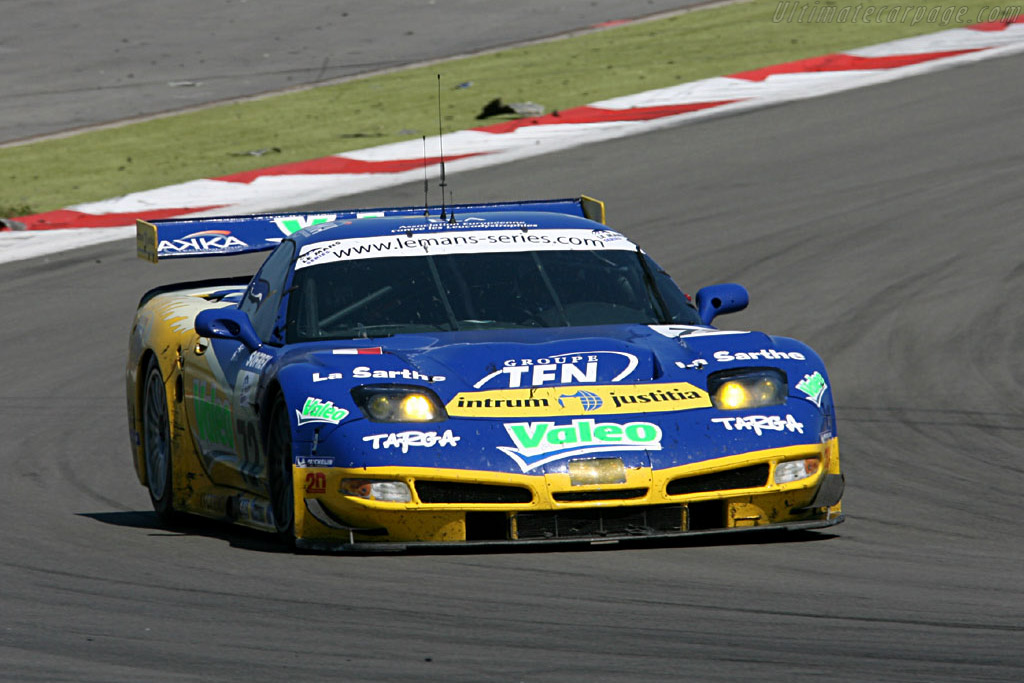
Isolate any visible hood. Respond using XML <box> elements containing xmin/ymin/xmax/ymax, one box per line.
<box><xmin>284</xmin><ymin>322</ymin><xmax>803</xmax><ymax>396</ymax></box>
<box><xmin>384</xmin><ymin>324</ymin><xmax>766</xmax><ymax>392</ymax></box>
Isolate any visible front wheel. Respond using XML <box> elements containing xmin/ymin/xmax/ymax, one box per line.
<box><xmin>142</xmin><ymin>357</ymin><xmax>177</xmax><ymax>523</ymax></box>
<box><xmin>266</xmin><ymin>396</ymin><xmax>295</xmax><ymax>546</ymax></box>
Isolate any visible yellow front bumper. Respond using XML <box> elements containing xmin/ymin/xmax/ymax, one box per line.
<box><xmin>292</xmin><ymin>438</ymin><xmax>843</xmax><ymax>549</ymax></box>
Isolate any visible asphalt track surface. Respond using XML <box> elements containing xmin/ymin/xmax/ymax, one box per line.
<box><xmin>1</xmin><ymin>53</ymin><xmax>1023</xmax><ymax>682</ymax></box>
<box><xmin>1</xmin><ymin>0</ymin><xmax>707</xmax><ymax>144</ymax></box>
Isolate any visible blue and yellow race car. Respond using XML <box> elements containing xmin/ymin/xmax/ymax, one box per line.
<box><xmin>126</xmin><ymin>196</ymin><xmax>843</xmax><ymax>551</ymax></box>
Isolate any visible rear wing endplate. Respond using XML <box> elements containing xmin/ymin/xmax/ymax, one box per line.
<box><xmin>136</xmin><ymin>196</ymin><xmax>605</xmax><ymax>263</ymax></box>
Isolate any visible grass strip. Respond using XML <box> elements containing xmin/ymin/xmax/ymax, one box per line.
<box><xmin>1</xmin><ymin>0</ymin><xmax>1016</xmax><ymax>216</ymax></box>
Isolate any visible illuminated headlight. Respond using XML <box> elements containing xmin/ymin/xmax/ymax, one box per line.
<box><xmin>774</xmin><ymin>458</ymin><xmax>820</xmax><ymax>484</ymax></box>
<box><xmin>708</xmin><ymin>368</ymin><xmax>787</xmax><ymax>410</ymax></box>
<box><xmin>340</xmin><ymin>479</ymin><xmax>412</xmax><ymax>503</ymax></box>
<box><xmin>351</xmin><ymin>385</ymin><xmax>447</xmax><ymax>422</ymax></box>
<box><xmin>568</xmin><ymin>458</ymin><xmax>627</xmax><ymax>486</ymax></box>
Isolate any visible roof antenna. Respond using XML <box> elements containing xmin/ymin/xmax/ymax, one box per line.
<box><xmin>422</xmin><ymin>136</ymin><xmax>430</xmax><ymax>217</ymax></box>
<box><xmin>437</xmin><ymin>74</ymin><xmax>448</xmax><ymax>221</ymax></box>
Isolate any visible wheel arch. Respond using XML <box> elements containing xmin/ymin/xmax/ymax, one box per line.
<box><xmin>259</xmin><ymin>379</ymin><xmax>286</xmax><ymax>446</ymax></box>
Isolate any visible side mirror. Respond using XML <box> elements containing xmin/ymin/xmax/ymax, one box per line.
<box><xmin>195</xmin><ymin>308</ymin><xmax>262</xmax><ymax>351</ymax></box>
<box><xmin>695</xmin><ymin>283</ymin><xmax>749</xmax><ymax>325</ymax></box>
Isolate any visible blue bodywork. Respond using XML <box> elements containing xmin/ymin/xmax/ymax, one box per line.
<box><xmin>173</xmin><ymin>201</ymin><xmax>835</xmax><ymax>479</ymax></box>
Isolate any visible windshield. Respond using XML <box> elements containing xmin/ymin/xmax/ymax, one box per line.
<box><xmin>286</xmin><ymin>249</ymin><xmax>699</xmax><ymax>341</ymax></box>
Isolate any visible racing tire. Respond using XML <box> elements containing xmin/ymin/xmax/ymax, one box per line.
<box><xmin>141</xmin><ymin>357</ymin><xmax>177</xmax><ymax>524</ymax></box>
<box><xmin>266</xmin><ymin>396</ymin><xmax>296</xmax><ymax>547</ymax></box>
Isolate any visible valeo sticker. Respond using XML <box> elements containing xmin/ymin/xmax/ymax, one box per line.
<box><xmin>446</xmin><ymin>382</ymin><xmax>710</xmax><ymax>418</ymax></box>
<box><xmin>499</xmin><ymin>418</ymin><xmax>662</xmax><ymax>472</ymax></box>
<box><xmin>193</xmin><ymin>380</ymin><xmax>235</xmax><ymax>449</ymax></box>
<box><xmin>273</xmin><ymin>214</ymin><xmax>337</xmax><ymax>235</ymax></box>
<box><xmin>296</xmin><ymin>397</ymin><xmax>349</xmax><ymax>426</ymax></box>
<box><xmin>795</xmin><ymin>371</ymin><xmax>828</xmax><ymax>407</ymax></box>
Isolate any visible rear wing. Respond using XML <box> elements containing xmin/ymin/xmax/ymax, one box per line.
<box><xmin>136</xmin><ymin>196</ymin><xmax>605</xmax><ymax>263</ymax></box>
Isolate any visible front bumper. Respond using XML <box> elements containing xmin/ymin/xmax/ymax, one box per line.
<box><xmin>292</xmin><ymin>438</ymin><xmax>843</xmax><ymax>551</ymax></box>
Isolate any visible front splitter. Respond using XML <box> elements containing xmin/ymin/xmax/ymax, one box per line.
<box><xmin>294</xmin><ymin>514</ymin><xmax>844</xmax><ymax>553</ymax></box>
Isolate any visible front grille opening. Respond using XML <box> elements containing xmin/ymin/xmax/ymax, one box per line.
<box><xmin>667</xmin><ymin>464</ymin><xmax>769</xmax><ymax>496</ymax></box>
<box><xmin>553</xmin><ymin>488</ymin><xmax>648</xmax><ymax>502</ymax></box>
<box><xmin>415</xmin><ymin>480</ymin><xmax>533</xmax><ymax>504</ymax></box>
<box><xmin>515</xmin><ymin>504</ymin><xmax>684</xmax><ymax>540</ymax></box>
<box><xmin>688</xmin><ymin>500</ymin><xmax>725</xmax><ymax>531</ymax></box>
<box><xmin>466</xmin><ymin>512</ymin><xmax>509</xmax><ymax>541</ymax></box>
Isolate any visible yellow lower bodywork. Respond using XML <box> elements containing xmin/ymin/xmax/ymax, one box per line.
<box><xmin>291</xmin><ymin>438</ymin><xmax>842</xmax><ymax>548</ymax></box>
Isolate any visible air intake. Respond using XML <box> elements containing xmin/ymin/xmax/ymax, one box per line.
<box><xmin>666</xmin><ymin>464</ymin><xmax>769</xmax><ymax>495</ymax></box>
<box><xmin>515</xmin><ymin>504</ymin><xmax>684</xmax><ymax>540</ymax></box>
<box><xmin>415</xmin><ymin>480</ymin><xmax>533</xmax><ymax>504</ymax></box>
<box><xmin>552</xmin><ymin>488</ymin><xmax>648</xmax><ymax>502</ymax></box>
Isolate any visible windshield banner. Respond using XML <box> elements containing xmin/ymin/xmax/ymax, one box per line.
<box><xmin>295</xmin><ymin>229</ymin><xmax>635</xmax><ymax>269</ymax></box>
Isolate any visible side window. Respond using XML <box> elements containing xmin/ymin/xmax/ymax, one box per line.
<box><xmin>239</xmin><ymin>241</ymin><xmax>295</xmax><ymax>343</ymax></box>
<box><xmin>644</xmin><ymin>255</ymin><xmax>701</xmax><ymax>325</ymax></box>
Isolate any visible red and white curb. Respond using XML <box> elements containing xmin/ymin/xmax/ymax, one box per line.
<box><xmin>3</xmin><ymin>16</ymin><xmax>1022</xmax><ymax>264</ymax></box>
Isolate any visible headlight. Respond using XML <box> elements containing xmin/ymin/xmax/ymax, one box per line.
<box><xmin>774</xmin><ymin>457</ymin><xmax>820</xmax><ymax>484</ymax></box>
<box><xmin>568</xmin><ymin>458</ymin><xmax>627</xmax><ymax>486</ymax></box>
<box><xmin>340</xmin><ymin>479</ymin><xmax>412</xmax><ymax>503</ymax></box>
<box><xmin>708</xmin><ymin>368</ymin><xmax>787</xmax><ymax>410</ymax></box>
<box><xmin>350</xmin><ymin>385</ymin><xmax>447</xmax><ymax>422</ymax></box>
